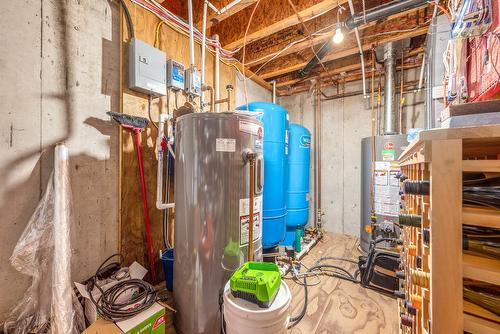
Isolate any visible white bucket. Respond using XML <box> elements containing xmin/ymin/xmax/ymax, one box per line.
<box><xmin>223</xmin><ymin>280</ymin><xmax>291</xmax><ymax>334</ymax></box>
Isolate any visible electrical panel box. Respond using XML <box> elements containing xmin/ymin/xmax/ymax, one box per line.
<box><xmin>166</xmin><ymin>60</ymin><xmax>185</xmax><ymax>91</ymax></box>
<box><xmin>185</xmin><ymin>67</ymin><xmax>202</xmax><ymax>97</ymax></box>
<box><xmin>128</xmin><ymin>38</ymin><xmax>167</xmax><ymax>96</ymax></box>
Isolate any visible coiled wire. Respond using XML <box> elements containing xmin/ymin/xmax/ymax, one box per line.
<box><xmin>87</xmin><ymin>254</ymin><xmax>157</xmax><ymax>321</ymax></box>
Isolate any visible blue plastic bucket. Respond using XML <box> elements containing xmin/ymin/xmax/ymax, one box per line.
<box><xmin>161</xmin><ymin>249</ymin><xmax>174</xmax><ymax>291</ymax></box>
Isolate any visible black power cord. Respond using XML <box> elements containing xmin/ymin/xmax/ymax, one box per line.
<box><xmin>118</xmin><ymin>0</ymin><xmax>135</xmax><ymax>40</ymax></box>
<box><xmin>86</xmin><ymin>253</ymin><xmax>157</xmax><ymax>321</ymax></box>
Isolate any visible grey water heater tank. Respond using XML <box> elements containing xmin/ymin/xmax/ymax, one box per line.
<box><xmin>173</xmin><ymin>112</ymin><xmax>264</xmax><ymax>334</ymax></box>
<box><xmin>360</xmin><ymin>135</ymin><xmax>407</xmax><ymax>252</ymax></box>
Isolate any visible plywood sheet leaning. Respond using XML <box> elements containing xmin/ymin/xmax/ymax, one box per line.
<box><xmin>120</xmin><ymin>0</ymin><xmax>236</xmax><ymax>281</ymax></box>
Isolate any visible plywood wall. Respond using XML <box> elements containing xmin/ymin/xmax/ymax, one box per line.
<box><xmin>120</xmin><ymin>0</ymin><xmax>237</xmax><ymax>280</ymax></box>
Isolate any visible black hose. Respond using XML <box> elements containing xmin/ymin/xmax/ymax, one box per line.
<box><xmin>287</xmin><ymin>262</ymin><xmax>360</xmax><ymax>328</ymax></box>
<box><xmin>288</xmin><ymin>275</ymin><xmax>308</xmax><ymax>328</ymax></box>
<box><xmin>309</xmin><ymin>264</ymin><xmax>360</xmax><ymax>284</ymax></box>
<box><xmin>118</xmin><ymin>0</ymin><xmax>136</xmax><ymax>40</ymax></box>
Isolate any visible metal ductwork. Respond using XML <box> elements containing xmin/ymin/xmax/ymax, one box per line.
<box><xmin>345</xmin><ymin>0</ymin><xmax>428</xmax><ymax>31</ymax></box>
<box><xmin>383</xmin><ymin>42</ymin><xmax>397</xmax><ymax>135</ymax></box>
<box><xmin>297</xmin><ymin>0</ymin><xmax>428</xmax><ymax>77</ymax></box>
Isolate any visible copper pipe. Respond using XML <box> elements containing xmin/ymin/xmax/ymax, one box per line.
<box><xmin>370</xmin><ymin>49</ymin><xmax>376</xmax><ymax>216</ymax></box>
<box><xmin>377</xmin><ymin>72</ymin><xmax>382</xmax><ymax>135</ymax></box>
<box><xmin>248</xmin><ymin>158</ymin><xmax>255</xmax><ymax>261</ymax></box>
<box><xmin>214</xmin><ymin>85</ymin><xmax>234</xmax><ymax>111</ymax></box>
<box><xmin>202</xmin><ymin>84</ymin><xmax>215</xmax><ymax>112</ymax></box>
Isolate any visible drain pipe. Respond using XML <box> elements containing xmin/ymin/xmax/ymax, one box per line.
<box><xmin>297</xmin><ymin>0</ymin><xmax>428</xmax><ymax>78</ymax></box>
<box><xmin>345</xmin><ymin>0</ymin><xmax>428</xmax><ymax>31</ymax></box>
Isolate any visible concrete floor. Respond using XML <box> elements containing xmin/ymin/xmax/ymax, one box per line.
<box><xmin>287</xmin><ymin>233</ymin><xmax>399</xmax><ymax>334</ymax></box>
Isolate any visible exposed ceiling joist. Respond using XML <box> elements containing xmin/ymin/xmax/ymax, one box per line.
<box><xmin>278</xmin><ymin>61</ymin><xmax>423</xmax><ymax>96</ymax></box>
<box><xmin>260</xmin><ymin>25</ymin><xmax>429</xmax><ymax>80</ymax></box>
<box><xmin>222</xmin><ymin>0</ymin><xmax>346</xmax><ymax>50</ymax></box>
<box><xmin>197</xmin><ymin>0</ymin><xmax>259</xmax><ymax>29</ymax></box>
<box><xmin>276</xmin><ymin>62</ymin><xmax>363</xmax><ymax>87</ymax></box>
<box><xmin>245</xmin><ymin>4</ymin><xmax>428</xmax><ymax>67</ymax></box>
<box><xmin>276</xmin><ymin>46</ymin><xmax>424</xmax><ymax>87</ymax></box>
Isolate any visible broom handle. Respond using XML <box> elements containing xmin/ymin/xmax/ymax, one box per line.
<box><xmin>135</xmin><ymin>128</ymin><xmax>157</xmax><ymax>282</ymax></box>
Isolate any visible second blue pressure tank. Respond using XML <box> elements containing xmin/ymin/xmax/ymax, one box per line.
<box><xmin>283</xmin><ymin>123</ymin><xmax>311</xmax><ymax>246</ymax></box>
<box><xmin>237</xmin><ymin>102</ymin><xmax>288</xmax><ymax>249</ymax></box>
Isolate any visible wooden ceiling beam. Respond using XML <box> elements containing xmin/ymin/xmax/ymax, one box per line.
<box><xmin>221</xmin><ymin>0</ymin><xmax>347</xmax><ymax>50</ymax></box>
<box><xmin>260</xmin><ymin>25</ymin><xmax>429</xmax><ymax>80</ymax></box>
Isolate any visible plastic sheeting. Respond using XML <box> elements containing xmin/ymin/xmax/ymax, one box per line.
<box><xmin>3</xmin><ymin>144</ymin><xmax>84</xmax><ymax>334</ymax></box>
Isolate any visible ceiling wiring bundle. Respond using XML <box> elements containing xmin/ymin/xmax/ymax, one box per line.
<box><xmin>130</xmin><ymin>0</ymin><xmax>238</xmax><ymax>58</ymax></box>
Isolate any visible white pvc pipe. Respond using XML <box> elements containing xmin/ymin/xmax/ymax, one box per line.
<box><xmin>200</xmin><ymin>0</ymin><xmax>208</xmax><ymax>109</ymax></box>
<box><xmin>156</xmin><ymin>114</ymin><xmax>175</xmax><ymax>210</ymax></box>
<box><xmin>219</xmin><ymin>0</ymin><xmax>241</xmax><ymax>13</ymax></box>
<box><xmin>272</xmin><ymin>81</ymin><xmax>276</xmax><ymax>103</ymax></box>
<box><xmin>214</xmin><ymin>34</ymin><xmax>221</xmax><ymax>112</ymax></box>
<box><xmin>207</xmin><ymin>0</ymin><xmax>242</xmax><ymax>15</ymax></box>
<box><xmin>187</xmin><ymin>0</ymin><xmax>195</xmax><ymax>67</ymax></box>
<box><xmin>418</xmin><ymin>53</ymin><xmax>426</xmax><ymax>91</ymax></box>
<box><xmin>207</xmin><ymin>1</ymin><xmax>220</xmax><ymax>13</ymax></box>
<box><xmin>347</xmin><ymin>0</ymin><xmax>367</xmax><ymax>98</ymax></box>
<box><xmin>277</xmin><ymin>233</ymin><xmax>322</xmax><ymax>276</ymax></box>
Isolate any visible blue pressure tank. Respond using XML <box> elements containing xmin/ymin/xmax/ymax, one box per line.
<box><xmin>237</xmin><ymin>102</ymin><xmax>288</xmax><ymax>249</ymax></box>
<box><xmin>283</xmin><ymin>124</ymin><xmax>311</xmax><ymax>246</ymax></box>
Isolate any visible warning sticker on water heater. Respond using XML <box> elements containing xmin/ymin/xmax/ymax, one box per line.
<box><xmin>216</xmin><ymin>138</ymin><xmax>236</xmax><ymax>152</ymax></box>
<box><xmin>239</xmin><ymin>195</ymin><xmax>262</xmax><ymax>245</ymax></box>
<box><xmin>373</xmin><ymin>161</ymin><xmax>401</xmax><ymax>217</ymax></box>
<box><xmin>239</xmin><ymin>120</ymin><xmax>263</xmax><ymax>138</ymax></box>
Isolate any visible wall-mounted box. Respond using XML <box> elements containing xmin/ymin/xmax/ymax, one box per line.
<box><xmin>128</xmin><ymin>38</ymin><xmax>166</xmax><ymax>96</ymax></box>
<box><xmin>166</xmin><ymin>59</ymin><xmax>185</xmax><ymax>91</ymax></box>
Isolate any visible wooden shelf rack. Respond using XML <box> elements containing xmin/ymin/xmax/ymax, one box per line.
<box><xmin>397</xmin><ymin>125</ymin><xmax>500</xmax><ymax>334</ymax></box>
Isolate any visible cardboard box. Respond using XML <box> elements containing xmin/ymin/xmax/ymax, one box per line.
<box><xmin>82</xmin><ymin>302</ymin><xmax>166</xmax><ymax>334</ymax></box>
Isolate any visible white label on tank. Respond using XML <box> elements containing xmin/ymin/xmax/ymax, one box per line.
<box><xmin>239</xmin><ymin>120</ymin><xmax>263</xmax><ymax>138</ymax></box>
<box><xmin>373</xmin><ymin>161</ymin><xmax>401</xmax><ymax>217</ymax></box>
<box><xmin>239</xmin><ymin>195</ymin><xmax>262</xmax><ymax>245</ymax></box>
<box><xmin>216</xmin><ymin>138</ymin><xmax>236</xmax><ymax>152</ymax></box>
<box><xmin>306</xmin><ymin>193</ymin><xmax>310</xmax><ymax>202</ymax></box>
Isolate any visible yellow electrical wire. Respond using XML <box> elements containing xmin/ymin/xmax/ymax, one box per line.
<box><xmin>152</xmin><ymin>16</ymin><xmax>245</xmax><ymax>77</ymax></box>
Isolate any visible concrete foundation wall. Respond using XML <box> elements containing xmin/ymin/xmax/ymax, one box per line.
<box><xmin>0</xmin><ymin>0</ymin><xmax>269</xmax><ymax>321</ymax></box>
<box><xmin>279</xmin><ymin>70</ymin><xmax>425</xmax><ymax>235</ymax></box>
<box><xmin>235</xmin><ymin>74</ymin><xmax>272</xmax><ymax>106</ymax></box>
<box><xmin>0</xmin><ymin>0</ymin><xmax>121</xmax><ymax>321</ymax></box>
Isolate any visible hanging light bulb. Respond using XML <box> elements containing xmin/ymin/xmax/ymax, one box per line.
<box><xmin>333</xmin><ymin>26</ymin><xmax>344</xmax><ymax>44</ymax></box>
<box><xmin>333</xmin><ymin>0</ymin><xmax>344</xmax><ymax>45</ymax></box>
